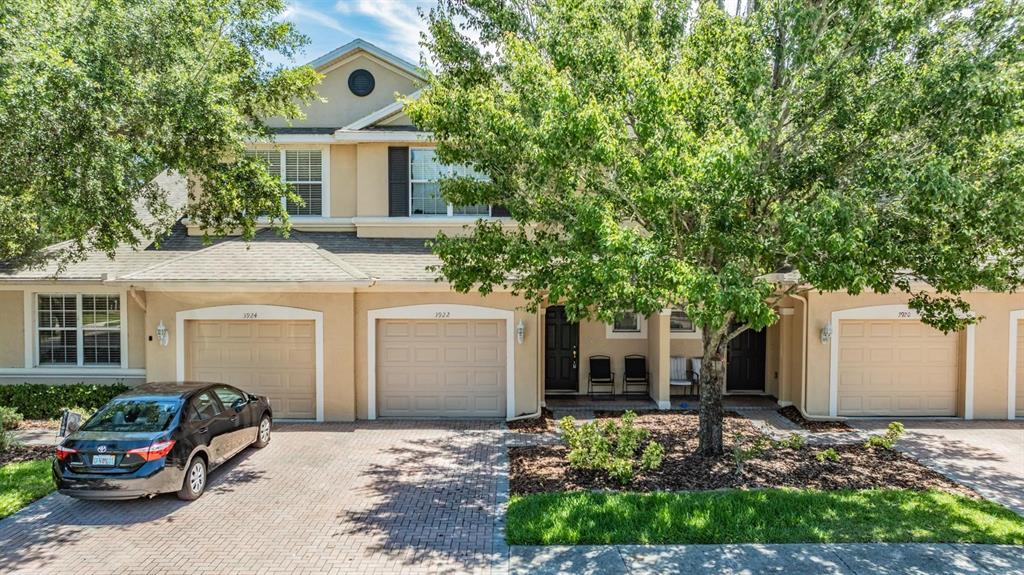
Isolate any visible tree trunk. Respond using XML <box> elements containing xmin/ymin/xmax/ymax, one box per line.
<box><xmin>697</xmin><ymin>324</ymin><xmax>730</xmax><ymax>456</ymax></box>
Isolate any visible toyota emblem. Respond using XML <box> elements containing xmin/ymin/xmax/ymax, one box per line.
<box><xmin>97</xmin><ymin>445</ymin><xmax>107</xmax><ymax>453</ymax></box>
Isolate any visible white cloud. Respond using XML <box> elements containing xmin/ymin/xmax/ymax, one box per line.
<box><xmin>334</xmin><ymin>0</ymin><xmax>432</xmax><ymax>63</ymax></box>
<box><xmin>281</xmin><ymin>3</ymin><xmax>354</xmax><ymax>35</ymax></box>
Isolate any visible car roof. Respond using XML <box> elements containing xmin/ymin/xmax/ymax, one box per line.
<box><xmin>118</xmin><ymin>381</ymin><xmax>229</xmax><ymax>400</ymax></box>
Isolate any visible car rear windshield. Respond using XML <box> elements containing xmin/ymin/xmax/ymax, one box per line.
<box><xmin>80</xmin><ymin>399</ymin><xmax>180</xmax><ymax>433</ymax></box>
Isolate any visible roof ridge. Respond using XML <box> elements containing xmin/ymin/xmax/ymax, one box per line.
<box><xmin>290</xmin><ymin>230</ymin><xmax>371</xmax><ymax>280</ymax></box>
<box><xmin>117</xmin><ymin>231</ymin><xmax>251</xmax><ymax>281</ymax></box>
<box><xmin>305</xmin><ymin>38</ymin><xmax>423</xmax><ymax>80</ymax></box>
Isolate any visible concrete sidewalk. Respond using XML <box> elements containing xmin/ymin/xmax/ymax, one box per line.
<box><xmin>509</xmin><ymin>544</ymin><xmax>1024</xmax><ymax>574</ymax></box>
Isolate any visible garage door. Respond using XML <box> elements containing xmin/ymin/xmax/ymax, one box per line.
<box><xmin>377</xmin><ymin>319</ymin><xmax>506</xmax><ymax>417</ymax></box>
<box><xmin>838</xmin><ymin>320</ymin><xmax>958</xmax><ymax>416</ymax></box>
<box><xmin>1016</xmin><ymin>320</ymin><xmax>1024</xmax><ymax>417</ymax></box>
<box><xmin>186</xmin><ymin>320</ymin><xmax>316</xmax><ymax>419</ymax></box>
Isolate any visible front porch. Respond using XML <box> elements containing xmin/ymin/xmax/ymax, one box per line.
<box><xmin>544</xmin><ymin>394</ymin><xmax>779</xmax><ymax>416</ymax></box>
<box><xmin>542</xmin><ymin>306</ymin><xmax>782</xmax><ymax>409</ymax></box>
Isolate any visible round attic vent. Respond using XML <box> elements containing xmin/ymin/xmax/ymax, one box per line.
<box><xmin>348</xmin><ymin>69</ymin><xmax>375</xmax><ymax>97</ymax></box>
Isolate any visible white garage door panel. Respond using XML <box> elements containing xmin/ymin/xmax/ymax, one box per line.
<box><xmin>838</xmin><ymin>320</ymin><xmax>958</xmax><ymax>416</ymax></box>
<box><xmin>186</xmin><ymin>320</ymin><xmax>316</xmax><ymax>419</ymax></box>
<box><xmin>378</xmin><ymin>319</ymin><xmax>506</xmax><ymax>418</ymax></box>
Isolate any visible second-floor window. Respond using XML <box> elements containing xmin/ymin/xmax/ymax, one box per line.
<box><xmin>670</xmin><ymin>308</ymin><xmax>695</xmax><ymax>333</ymax></box>
<box><xmin>245</xmin><ymin>149</ymin><xmax>323</xmax><ymax>216</ymax></box>
<box><xmin>409</xmin><ymin>149</ymin><xmax>490</xmax><ymax>217</ymax></box>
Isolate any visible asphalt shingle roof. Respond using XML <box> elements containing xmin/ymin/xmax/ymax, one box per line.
<box><xmin>1</xmin><ymin>222</ymin><xmax>442</xmax><ymax>283</ymax></box>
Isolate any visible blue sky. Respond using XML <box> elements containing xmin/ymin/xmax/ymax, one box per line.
<box><xmin>275</xmin><ymin>1</ymin><xmax>435</xmax><ymax>68</ymax></box>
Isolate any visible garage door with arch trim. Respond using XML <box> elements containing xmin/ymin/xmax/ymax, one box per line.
<box><xmin>186</xmin><ymin>320</ymin><xmax>316</xmax><ymax>419</ymax></box>
<box><xmin>377</xmin><ymin>319</ymin><xmax>506</xmax><ymax>418</ymax></box>
<box><xmin>837</xmin><ymin>319</ymin><xmax>958</xmax><ymax>416</ymax></box>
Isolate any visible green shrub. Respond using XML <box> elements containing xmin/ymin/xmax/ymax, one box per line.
<box><xmin>0</xmin><ymin>427</ymin><xmax>15</xmax><ymax>453</ymax></box>
<box><xmin>0</xmin><ymin>406</ymin><xmax>23</xmax><ymax>431</ymax></box>
<box><xmin>0</xmin><ymin>383</ymin><xmax>131</xmax><ymax>420</ymax></box>
<box><xmin>864</xmin><ymin>421</ymin><xmax>906</xmax><ymax>450</ymax></box>
<box><xmin>559</xmin><ymin>410</ymin><xmax>665</xmax><ymax>485</ymax></box>
<box><xmin>773</xmin><ymin>432</ymin><xmax>806</xmax><ymax>450</ymax></box>
<box><xmin>731</xmin><ymin>433</ymin><xmax>771</xmax><ymax>475</ymax></box>
<box><xmin>815</xmin><ymin>448</ymin><xmax>841</xmax><ymax>463</ymax></box>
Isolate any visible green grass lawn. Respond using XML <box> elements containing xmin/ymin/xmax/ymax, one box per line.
<box><xmin>0</xmin><ymin>459</ymin><xmax>54</xmax><ymax>520</ymax></box>
<box><xmin>507</xmin><ymin>489</ymin><xmax>1024</xmax><ymax>545</ymax></box>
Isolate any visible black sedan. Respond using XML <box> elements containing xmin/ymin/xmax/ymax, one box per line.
<box><xmin>53</xmin><ymin>382</ymin><xmax>273</xmax><ymax>501</ymax></box>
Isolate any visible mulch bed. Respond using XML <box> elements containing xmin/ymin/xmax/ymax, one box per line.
<box><xmin>507</xmin><ymin>408</ymin><xmax>556</xmax><ymax>433</ymax></box>
<box><xmin>0</xmin><ymin>445</ymin><xmax>52</xmax><ymax>467</ymax></box>
<box><xmin>509</xmin><ymin>411</ymin><xmax>972</xmax><ymax>497</ymax></box>
<box><xmin>778</xmin><ymin>406</ymin><xmax>854</xmax><ymax>433</ymax></box>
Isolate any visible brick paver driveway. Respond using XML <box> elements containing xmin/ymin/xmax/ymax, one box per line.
<box><xmin>0</xmin><ymin>421</ymin><xmax>508</xmax><ymax>575</ymax></box>
<box><xmin>852</xmin><ymin>420</ymin><xmax>1024</xmax><ymax>515</ymax></box>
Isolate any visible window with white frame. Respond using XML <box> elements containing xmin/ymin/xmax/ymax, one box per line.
<box><xmin>612</xmin><ymin>312</ymin><xmax>642</xmax><ymax>333</ymax></box>
<box><xmin>245</xmin><ymin>149</ymin><xmax>323</xmax><ymax>216</ymax></box>
<box><xmin>409</xmin><ymin>148</ymin><xmax>489</xmax><ymax>217</ymax></box>
<box><xmin>37</xmin><ymin>294</ymin><xmax>121</xmax><ymax>366</ymax></box>
<box><xmin>670</xmin><ymin>307</ymin><xmax>696</xmax><ymax>333</ymax></box>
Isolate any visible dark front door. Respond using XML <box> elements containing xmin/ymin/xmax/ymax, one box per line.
<box><xmin>726</xmin><ymin>327</ymin><xmax>767</xmax><ymax>392</ymax></box>
<box><xmin>545</xmin><ymin>306</ymin><xmax>579</xmax><ymax>392</ymax></box>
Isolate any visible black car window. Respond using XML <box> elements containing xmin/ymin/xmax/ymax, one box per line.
<box><xmin>213</xmin><ymin>386</ymin><xmax>246</xmax><ymax>409</ymax></box>
<box><xmin>190</xmin><ymin>391</ymin><xmax>221</xmax><ymax>421</ymax></box>
<box><xmin>80</xmin><ymin>399</ymin><xmax>180</xmax><ymax>432</ymax></box>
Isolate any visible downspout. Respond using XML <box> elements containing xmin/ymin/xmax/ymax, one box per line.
<box><xmin>128</xmin><ymin>286</ymin><xmax>147</xmax><ymax>312</ymax></box>
<box><xmin>790</xmin><ymin>292</ymin><xmax>809</xmax><ymax>417</ymax></box>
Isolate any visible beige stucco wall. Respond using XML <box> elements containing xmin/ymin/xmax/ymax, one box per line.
<box><xmin>330</xmin><ymin>144</ymin><xmax>357</xmax><ymax>218</ymax></box>
<box><xmin>0</xmin><ymin>286</ymin><xmax>145</xmax><ymax>383</ymax></box>
<box><xmin>356</xmin><ymin>142</ymin><xmax>392</xmax><ymax>217</ymax></box>
<box><xmin>0</xmin><ymin>290</ymin><xmax>23</xmax><ymax>368</ymax></box>
<box><xmin>802</xmin><ymin>290</ymin><xmax>1024</xmax><ymax>419</ymax></box>
<box><xmin>143</xmin><ymin>291</ymin><xmax>357</xmax><ymax>422</ymax></box>
<box><xmin>266</xmin><ymin>52</ymin><xmax>419</xmax><ymax>129</ymax></box>
<box><xmin>354</xmin><ymin>290</ymin><xmax>540</xmax><ymax>419</ymax></box>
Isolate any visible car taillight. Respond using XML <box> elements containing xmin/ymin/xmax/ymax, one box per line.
<box><xmin>56</xmin><ymin>445</ymin><xmax>77</xmax><ymax>461</ymax></box>
<box><xmin>127</xmin><ymin>440</ymin><xmax>176</xmax><ymax>462</ymax></box>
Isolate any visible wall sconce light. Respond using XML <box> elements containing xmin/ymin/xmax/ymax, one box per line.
<box><xmin>156</xmin><ymin>320</ymin><xmax>170</xmax><ymax>347</ymax></box>
<box><xmin>516</xmin><ymin>320</ymin><xmax>525</xmax><ymax>344</ymax></box>
<box><xmin>820</xmin><ymin>322</ymin><xmax>832</xmax><ymax>344</ymax></box>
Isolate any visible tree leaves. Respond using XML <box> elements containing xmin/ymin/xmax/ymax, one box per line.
<box><xmin>409</xmin><ymin>0</ymin><xmax>1024</xmax><ymax>338</ymax></box>
<box><xmin>0</xmin><ymin>0</ymin><xmax>321</xmax><ymax>267</ymax></box>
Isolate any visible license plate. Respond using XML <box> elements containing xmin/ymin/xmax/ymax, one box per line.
<box><xmin>91</xmin><ymin>454</ymin><xmax>115</xmax><ymax>466</ymax></box>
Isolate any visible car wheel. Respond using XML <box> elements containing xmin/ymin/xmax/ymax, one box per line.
<box><xmin>177</xmin><ymin>456</ymin><xmax>207</xmax><ymax>501</ymax></box>
<box><xmin>253</xmin><ymin>415</ymin><xmax>271</xmax><ymax>448</ymax></box>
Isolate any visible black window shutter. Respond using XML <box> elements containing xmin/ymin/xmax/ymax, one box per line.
<box><xmin>388</xmin><ymin>147</ymin><xmax>410</xmax><ymax>217</ymax></box>
<box><xmin>491</xmin><ymin>204</ymin><xmax>511</xmax><ymax>217</ymax></box>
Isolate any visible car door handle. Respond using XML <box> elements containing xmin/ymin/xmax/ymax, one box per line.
<box><xmin>230</xmin><ymin>415</ymin><xmax>238</xmax><ymax>424</ymax></box>
<box><xmin>198</xmin><ymin>426</ymin><xmax>208</xmax><ymax>434</ymax></box>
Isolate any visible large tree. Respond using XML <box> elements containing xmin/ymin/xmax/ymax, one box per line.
<box><xmin>0</xmin><ymin>0</ymin><xmax>320</xmax><ymax>267</ymax></box>
<box><xmin>406</xmin><ymin>0</ymin><xmax>1024</xmax><ymax>454</ymax></box>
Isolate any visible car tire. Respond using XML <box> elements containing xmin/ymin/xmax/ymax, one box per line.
<box><xmin>177</xmin><ymin>456</ymin><xmax>207</xmax><ymax>501</ymax></box>
<box><xmin>253</xmin><ymin>415</ymin><xmax>271</xmax><ymax>449</ymax></box>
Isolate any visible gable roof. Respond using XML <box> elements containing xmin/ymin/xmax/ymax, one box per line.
<box><xmin>307</xmin><ymin>39</ymin><xmax>424</xmax><ymax>80</ymax></box>
<box><xmin>342</xmin><ymin>89</ymin><xmax>422</xmax><ymax>131</ymax></box>
<box><xmin>118</xmin><ymin>229</ymin><xmax>370</xmax><ymax>283</ymax></box>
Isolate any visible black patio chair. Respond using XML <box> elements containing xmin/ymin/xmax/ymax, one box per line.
<box><xmin>622</xmin><ymin>354</ymin><xmax>650</xmax><ymax>396</ymax></box>
<box><xmin>588</xmin><ymin>355</ymin><xmax>615</xmax><ymax>399</ymax></box>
